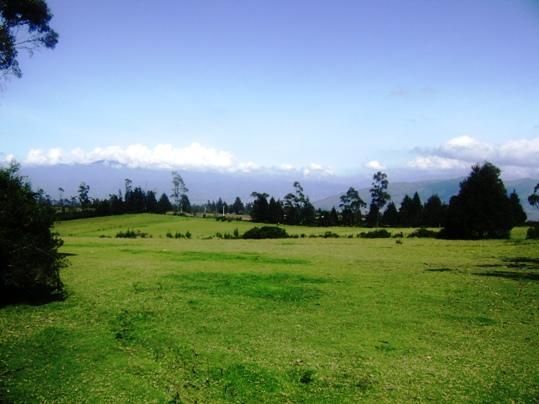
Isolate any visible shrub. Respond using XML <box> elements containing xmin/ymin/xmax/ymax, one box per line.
<box><xmin>322</xmin><ymin>231</ymin><xmax>340</xmax><ymax>238</ymax></box>
<box><xmin>242</xmin><ymin>226</ymin><xmax>289</xmax><ymax>239</ymax></box>
<box><xmin>185</xmin><ymin>231</ymin><xmax>192</xmax><ymax>239</ymax></box>
<box><xmin>407</xmin><ymin>228</ymin><xmax>440</xmax><ymax>238</ymax></box>
<box><xmin>0</xmin><ymin>163</ymin><xmax>66</xmax><ymax>304</ymax></box>
<box><xmin>115</xmin><ymin>229</ymin><xmax>149</xmax><ymax>238</ymax></box>
<box><xmin>527</xmin><ymin>226</ymin><xmax>539</xmax><ymax>239</ymax></box>
<box><xmin>359</xmin><ymin>229</ymin><xmax>392</xmax><ymax>238</ymax></box>
<box><xmin>392</xmin><ymin>232</ymin><xmax>404</xmax><ymax>238</ymax></box>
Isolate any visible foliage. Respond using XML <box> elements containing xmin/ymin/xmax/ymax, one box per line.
<box><xmin>367</xmin><ymin>172</ymin><xmax>390</xmax><ymax>227</ymax></box>
<box><xmin>381</xmin><ymin>202</ymin><xmax>399</xmax><ymax>226</ymax></box>
<box><xmin>441</xmin><ymin>162</ymin><xmax>514</xmax><ymax>239</ymax></box>
<box><xmin>170</xmin><ymin>171</ymin><xmax>188</xmax><ymax>213</ymax></box>
<box><xmin>421</xmin><ymin>194</ymin><xmax>447</xmax><ymax>227</ymax></box>
<box><xmin>407</xmin><ymin>228</ymin><xmax>440</xmax><ymax>238</ymax></box>
<box><xmin>508</xmin><ymin>190</ymin><xmax>526</xmax><ymax>226</ymax></box>
<box><xmin>242</xmin><ymin>226</ymin><xmax>289</xmax><ymax>239</ymax></box>
<box><xmin>0</xmin><ymin>0</ymin><xmax>58</xmax><ymax>78</ymax></box>
<box><xmin>529</xmin><ymin>183</ymin><xmax>539</xmax><ymax>209</ymax></box>
<box><xmin>115</xmin><ymin>229</ymin><xmax>149</xmax><ymax>238</ymax></box>
<box><xmin>339</xmin><ymin>187</ymin><xmax>366</xmax><ymax>226</ymax></box>
<box><xmin>358</xmin><ymin>229</ymin><xmax>392</xmax><ymax>238</ymax></box>
<box><xmin>526</xmin><ymin>226</ymin><xmax>539</xmax><ymax>239</ymax></box>
<box><xmin>399</xmin><ymin>192</ymin><xmax>423</xmax><ymax>227</ymax></box>
<box><xmin>0</xmin><ymin>162</ymin><xmax>65</xmax><ymax>304</ymax></box>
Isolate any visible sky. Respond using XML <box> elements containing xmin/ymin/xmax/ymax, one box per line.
<box><xmin>1</xmin><ymin>0</ymin><xmax>539</xmax><ymax>179</ymax></box>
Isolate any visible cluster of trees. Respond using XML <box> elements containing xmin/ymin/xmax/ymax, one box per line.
<box><xmin>250</xmin><ymin>182</ymin><xmax>317</xmax><ymax>225</ymax></box>
<box><xmin>57</xmin><ymin>178</ymin><xmax>175</xmax><ymax>219</ymax></box>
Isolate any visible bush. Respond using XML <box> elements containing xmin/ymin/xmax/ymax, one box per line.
<box><xmin>0</xmin><ymin>163</ymin><xmax>66</xmax><ymax>304</ymax></box>
<box><xmin>407</xmin><ymin>228</ymin><xmax>440</xmax><ymax>238</ymax></box>
<box><xmin>527</xmin><ymin>226</ymin><xmax>539</xmax><ymax>239</ymax></box>
<box><xmin>115</xmin><ymin>229</ymin><xmax>149</xmax><ymax>238</ymax></box>
<box><xmin>322</xmin><ymin>231</ymin><xmax>340</xmax><ymax>238</ymax></box>
<box><xmin>358</xmin><ymin>229</ymin><xmax>392</xmax><ymax>238</ymax></box>
<box><xmin>242</xmin><ymin>226</ymin><xmax>289</xmax><ymax>239</ymax></box>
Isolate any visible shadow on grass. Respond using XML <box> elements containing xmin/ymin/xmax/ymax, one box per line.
<box><xmin>424</xmin><ymin>267</ymin><xmax>455</xmax><ymax>273</ymax></box>
<box><xmin>475</xmin><ymin>271</ymin><xmax>539</xmax><ymax>281</ymax></box>
<box><xmin>502</xmin><ymin>257</ymin><xmax>539</xmax><ymax>270</ymax></box>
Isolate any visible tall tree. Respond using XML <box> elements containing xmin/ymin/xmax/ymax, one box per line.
<box><xmin>422</xmin><ymin>194</ymin><xmax>446</xmax><ymax>227</ymax></box>
<box><xmin>442</xmin><ymin>162</ymin><xmax>513</xmax><ymax>239</ymax></box>
<box><xmin>77</xmin><ymin>182</ymin><xmax>90</xmax><ymax>209</ymax></box>
<box><xmin>268</xmin><ymin>197</ymin><xmax>284</xmax><ymax>224</ymax></box>
<box><xmin>529</xmin><ymin>183</ymin><xmax>539</xmax><ymax>209</ymax></box>
<box><xmin>339</xmin><ymin>187</ymin><xmax>366</xmax><ymax>226</ymax></box>
<box><xmin>0</xmin><ymin>162</ymin><xmax>65</xmax><ymax>304</ymax></box>
<box><xmin>156</xmin><ymin>193</ymin><xmax>172</xmax><ymax>214</ymax></box>
<box><xmin>399</xmin><ymin>192</ymin><xmax>423</xmax><ymax>227</ymax></box>
<box><xmin>231</xmin><ymin>196</ymin><xmax>245</xmax><ymax>214</ymax></box>
<box><xmin>508</xmin><ymin>190</ymin><xmax>526</xmax><ymax>226</ymax></box>
<box><xmin>367</xmin><ymin>171</ymin><xmax>390</xmax><ymax>227</ymax></box>
<box><xmin>382</xmin><ymin>202</ymin><xmax>400</xmax><ymax>226</ymax></box>
<box><xmin>250</xmin><ymin>192</ymin><xmax>269</xmax><ymax>222</ymax></box>
<box><xmin>171</xmin><ymin>171</ymin><xmax>188</xmax><ymax>214</ymax></box>
<box><xmin>0</xmin><ymin>0</ymin><xmax>58</xmax><ymax>78</ymax></box>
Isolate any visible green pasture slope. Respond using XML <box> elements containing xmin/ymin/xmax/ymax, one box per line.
<box><xmin>1</xmin><ymin>214</ymin><xmax>538</xmax><ymax>403</ymax></box>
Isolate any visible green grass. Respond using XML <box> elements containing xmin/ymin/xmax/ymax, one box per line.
<box><xmin>1</xmin><ymin>214</ymin><xmax>538</xmax><ymax>402</ymax></box>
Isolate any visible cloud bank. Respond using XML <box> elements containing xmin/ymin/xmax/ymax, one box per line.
<box><xmin>15</xmin><ymin>143</ymin><xmax>334</xmax><ymax>177</ymax></box>
<box><xmin>408</xmin><ymin>135</ymin><xmax>539</xmax><ymax>177</ymax></box>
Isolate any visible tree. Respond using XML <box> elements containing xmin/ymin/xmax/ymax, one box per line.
<box><xmin>0</xmin><ymin>0</ymin><xmax>58</xmax><ymax>78</ymax></box>
<box><xmin>268</xmin><ymin>197</ymin><xmax>284</xmax><ymax>223</ymax></box>
<box><xmin>145</xmin><ymin>190</ymin><xmax>158</xmax><ymax>213</ymax></box>
<box><xmin>381</xmin><ymin>202</ymin><xmax>399</xmax><ymax>226</ymax></box>
<box><xmin>250</xmin><ymin>192</ymin><xmax>269</xmax><ymax>222</ymax></box>
<box><xmin>0</xmin><ymin>162</ymin><xmax>65</xmax><ymax>304</ymax></box>
<box><xmin>156</xmin><ymin>193</ymin><xmax>172</xmax><ymax>214</ymax></box>
<box><xmin>422</xmin><ymin>194</ymin><xmax>446</xmax><ymax>227</ymax></box>
<box><xmin>339</xmin><ymin>187</ymin><xmax>366</xmax><ymax>226</ymax></box>
<box><xmin>367</xmin><ymin>171</ymin><xmax>390</xmax><ymax>227</ymax></box>
<box><xmin>77</xmin><ymin>182</ymin><xmax>90</xmax><ymax>208</ymax></box>
<box><xmin>399</xmin><ymin>193</ymin><xmax>423</xmax><ymax>227</ymax></box>
<box><xmin>180</xmin><ymin>194</ymin><xmax>191</xmax><ymax>213</ymax></box>
<box><xmin>508</xmin><ymin>190</ymin><xmax>526</xmax><ymax>226</ymax></box>
<box><xmin>441</xmin><ymin>162</ymin><xmax>513</xmax><ymax>239</ymax></box>
<box><xmin>171</xmin><ymin>171</ymin><xmax>188</xmax><ymax>214</ymax></box>
<box><xmin>529</xmin><ymin>184</ymin><xmax>539</xmax><ymax>209</ymax></box>
<box><xmin>231</xmin><ymin>197</ymin><xmax>245</xmax><ymax>214</ymax></box>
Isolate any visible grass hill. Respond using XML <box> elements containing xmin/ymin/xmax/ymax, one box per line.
<box><xmin>0</xmin><ymin>214</ymin><xmax>537</xmax><ymax>402</ymax></box>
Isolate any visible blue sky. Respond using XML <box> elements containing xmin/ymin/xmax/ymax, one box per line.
<box><xmin>1</xmin><ymin>0</ymin><xmax>538</xmax><ymax>178</ymax></box>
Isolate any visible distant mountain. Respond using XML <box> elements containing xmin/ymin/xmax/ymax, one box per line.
<box><xmin>20</xmin><ymin>162</ymin><xmax>349</xmax><ymax>204</ymax></box>
<box><xmin>20</xmin><ymin>162</ymin><xmax>538</xmax><ymax>220</ymax></box>
<box><xmin>313</xmin><ymin>178</ymin><xmax>539</xmax><ymax>221</ymax></box>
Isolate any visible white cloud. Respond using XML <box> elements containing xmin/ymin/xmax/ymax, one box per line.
<box><xmin>407</xmin><ymin>156</ymin><xmax>468</xmax><ymax>170</ymax></box>
<box><xmin>303</xmin><ymin>163</ymin><xmax>334</xmax><ymax>176</ymax></box>
<box><xmin>365</xmin><ymin>160</ymin><xmax>385</xmax><ymax>170</ymax></box>
<box><xmin>409</xmin><ymin>135</ymin><xmax>539</xmax><ymax>173</ymax></box>
<box><xmin>20</xmin><ymin>142</ymin><xmax>334</xmax><ymax>177</ymax></box>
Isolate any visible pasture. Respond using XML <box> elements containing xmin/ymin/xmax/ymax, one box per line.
<box><xmin>0</xmin><ymin>214</ymin><xmax>537</xmax><ymax>402</ymax></box>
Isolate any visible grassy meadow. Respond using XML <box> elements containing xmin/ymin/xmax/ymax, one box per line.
<box><xmin>0</xmin><ymin>214</ymin><xmax>538</xmax><ymax>402</ymax></box>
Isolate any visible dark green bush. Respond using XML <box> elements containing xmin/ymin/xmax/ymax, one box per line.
<box><xmin>407</xmin><ymin>228</ymin><xmax>440</xmax><ymax>238</ymax></box>
<box><xmin>527</xmin><ymin>226</ymin><xmax>539</xmax><ymax>239</ymax></box>
<box><xmin>358</xmin><ymin>229</ymin><xmax>392</xmax><ymax>238</ymax></box>
<box><xmin>0</xmin><ymin>163</ymin><xmax>66</xmax><ymax>304</ymax></box>
<box><xmin>322</xmin><ymin>231</ymin><xmax>340</xmax><ymax>238</ymax></box>
<box><xmin>242</xmin><ymin>226</ymin><xmax>289</xmax><ymax>239</ymax></box>
<box><xmin>115</xmin><ymin>229</ymin><xmax>149</xmax><ymax>238</ymax></box>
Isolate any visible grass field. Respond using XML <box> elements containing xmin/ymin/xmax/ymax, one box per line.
<box><xmin>1</xmin><ymin>214</ymin><xmax>538</xmax><ymax>402</ymax></box>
